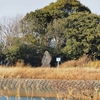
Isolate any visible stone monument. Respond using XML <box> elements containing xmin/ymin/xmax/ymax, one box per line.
<box><xmin>41</xmin><ymin>51</ymin><xmax>52</xmax><ymax>67</ymax></box>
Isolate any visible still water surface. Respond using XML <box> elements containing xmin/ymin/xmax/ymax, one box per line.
<box><xmin>0</xmin><ymin>96</ymin><xmax>56</xmax><ymax>100</ymax></box>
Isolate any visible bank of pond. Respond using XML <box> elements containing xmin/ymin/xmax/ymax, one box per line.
<box><xmin>0</xmin><ymin>79</ymin><xmax>100</xmax><ymax>100</ymax></box>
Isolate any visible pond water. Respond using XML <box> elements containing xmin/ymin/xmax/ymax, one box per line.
<box><xmin>0</xmin><ymin>96</ymin><xmax>57</xmax><ymax>100</ymax></box>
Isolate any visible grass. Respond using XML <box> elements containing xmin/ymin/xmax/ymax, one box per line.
<box><xmin>0</xmin><ymin>54</ymin><xmax>100</xmax><ymax>80</ymax></box>
<box><xmin>60</xmin><ymin>54</ymin><xmax>100</xmax><ymax>68</ymax></box>
<box><xmin>0</xmin><ymin>66</ymin><xmax>100</xmax><ymax>80</ymax></box>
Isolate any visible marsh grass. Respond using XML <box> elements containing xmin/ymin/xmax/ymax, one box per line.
<box><xmin>0</xmin><ymin>54</ymin><xmax>100</xmax><ymax>80</ymax></box>
<box><xmin>60</xmin><ymin>54</ymin><xmax>100</xmax><ymax>69</ymax></box>
<box><xmin>0</xmin><ymin>66</ymin><xmax>100</xmax><ymax>80</ymax></box>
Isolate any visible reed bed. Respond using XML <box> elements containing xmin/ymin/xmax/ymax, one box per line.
<box><xmin>0</xmin><ymin>67</ymin><xmax>99</xmax><ymax>80</ymax></box>
<box><xmin>0</xmin><ymin>54</ymin><xmax>100</xmax><ymax>80</ymax></box>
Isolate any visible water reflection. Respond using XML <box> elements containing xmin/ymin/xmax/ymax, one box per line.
<box><xmin>0</xmin><ymin>96</ymin><xmax>56</xmax><ymax>100</ymax></box>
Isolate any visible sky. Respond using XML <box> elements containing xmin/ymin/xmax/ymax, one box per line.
<box><xmin>0</xmin><ymin>0</ymin><xmax>100</xmax><ymax>19</ymax></box>
<box><xmin>79</xmin><ymin>0</ymin><xmax>100</xmax><ymax>15</ymax></box>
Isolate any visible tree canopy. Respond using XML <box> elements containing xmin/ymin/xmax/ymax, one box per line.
<box><xmin>1</xmin><ymin>0</ymin><xmax>100</xmax><ymax>67</ymax></box>
<box><xmin>63</xmin><ymin>12</ymin><xmax>100</xmax><ymax>59</ymax></box>
<box><xmin>21</xmin><ymin>0</ymin><xmax>91</xmax><ymax>35</ymax></box>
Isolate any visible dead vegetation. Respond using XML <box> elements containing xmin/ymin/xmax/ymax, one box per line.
<box><xmin>60</xmin><ymin>54</ymin><xmax>98</xmax><ymax>68</ymax></box>
<box><xmin>0</xmin><ymin>54</ymin><xmax>100</xmax><ymax>80</ymax></box>
<box><xmin>0</xmin><ymin>67</ymin><xmax>100</xmax><ymax>80</ymax></box>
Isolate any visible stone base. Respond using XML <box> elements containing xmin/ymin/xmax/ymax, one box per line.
<box><xmin>41</xmin><ymin>64</ymin><xmax>50</xmax><ymax>67</ymax></box>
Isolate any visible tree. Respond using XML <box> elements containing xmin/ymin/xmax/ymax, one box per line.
<box><xmin>47</xmin><ymin>18</ymin><xmax>67</xmax><ymax>50</ymax></box>
<box><xmin>0</xmin><ymin>0</ymin><xmax>93</xmax><ymax>66</ymax></box>
<box><xmin>3</xmin><ymin>33</ymin><xmax>40</xmax><ymax>66</ymax></box>
<box><xmin>20</xmin><ymin>0</ymin><xmax>91</xmax><ymax>36</ymax></box>
<box><xmin>62</xmin><ymin>12</ymin><xmax>100</xmax><ymax>59</ymax></box>
<box><xmin>0</xmin><ymin>15</ymin><xmax>23</xmax><ymax>49</ymax></box>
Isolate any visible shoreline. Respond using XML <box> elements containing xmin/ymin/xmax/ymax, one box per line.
<box><xmin>0</xmin><ymin>78</ymin><xmax>100</xmax><ymax>98</ymax></box>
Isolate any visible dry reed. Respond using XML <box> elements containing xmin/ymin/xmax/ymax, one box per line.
<box><xmin>0</xmin><ymin>54</ymin><xmax>100</xmax><ymax>80</ymax></box>
<box><xmin>0</xmin><ymin>67</ymin><xmax>100</xmax><ymax>80</ymax></box>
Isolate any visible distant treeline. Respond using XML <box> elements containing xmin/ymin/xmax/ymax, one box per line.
<box><xmin>0</xmin><ymin>0</ymin><xmax>100</xmax><ymax>67</ymax></box>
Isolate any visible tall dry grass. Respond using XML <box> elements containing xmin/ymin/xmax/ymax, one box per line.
<box><xmin>60</xmin><ymin>54</ymin><xmax>100</xmax><ymax>68</ymax></box>
<box><xmin>0</xmin><ymin>54</ymin><xmax>100</xmax><ymax>80</ymax></box>
<box><xmin>0</xmin><ymin>66</ymin><xmax>100</xmax><ymax>80</ymax></box>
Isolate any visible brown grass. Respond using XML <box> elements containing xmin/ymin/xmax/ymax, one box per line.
<box><xmin>60</xmin><ymin>54</ymin><xmax>100</xmax><ymax>68</ymax></box>
<box><xmin>0</xmin><ymin>54</ymin><xmax>100</xmax><ymax>80</ymax></box>
<box><xmin>0</xmin><ymin>67</ymin><xmax>100</xmax><ymax>80</ymax></box>
<box><xmin>60</xmin><ymin>54</ymin><xmax>89</xmax><ymax>68</ymax></box>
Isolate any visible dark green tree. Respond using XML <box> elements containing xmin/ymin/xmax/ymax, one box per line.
<box><xmin>2</xmin><ymin>0</ymin><xmax>93</xmax><ymax>66</ymax></box>
<box><xmin>47</xmin><ymin>18</ymin><xmax>67</xmax><ymax>51</ymax></box>
<box><xmin>3</xmin><ymin>34</ymin><xmax>39</xmax><ymax>66</ymax></box>
<box><xmin>20</xmin><ymin>0</ymin><xmax>90</xmax><ymax>36</ymax></box>
<box><xmin>62</xmin><ymin>12</ymin><xmax>100</xmax><ymax>59</ymax></box>
<box><xmin>20</xmin><ymin>0</ymin><xmax>91</xmax><ymax>64</ymax></box>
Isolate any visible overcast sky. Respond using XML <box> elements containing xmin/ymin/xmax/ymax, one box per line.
<box><xmin>0</xmin><ymin>0</ymin><xmax>100</xmax><ymax>19</ymax></box>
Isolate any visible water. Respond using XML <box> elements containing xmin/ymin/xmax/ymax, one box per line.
<box><xmin>0</xmin><ymin>96</ymin><xmax>56</xmax><ymax>100</ymax></box>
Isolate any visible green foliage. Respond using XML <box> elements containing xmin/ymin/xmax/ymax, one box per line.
<box><xmin>0</xmin><ymin>43</ymin><xmax>5</xmax><ymax>61</ymax></box>
<box><xmin>21</xmin><ymin>10</ymin><xmax>52</xmax><ymax>34</ymax></box>
<box><xmin>19</xmin><ymin>0</ymin><xmax>91</xmax><ymax>65</ymax></box>
<box><xmin>43</xmin><ymin>0</ymin><xmax>90</xmax><ymax>13</ymax></box>
<box><xmin>2</xmin><ymin>0</ymin><xmax>100</xmax><ymax>66</ymax></box>
<box><xmin>47</xmin><ymin>18</ymin><xmax>67</xmax><ymax>50</ymax></box>
<box><xmin>3</xmin><ymin>34</ymin><xmax>38</xmax><ymax>65</ymax></box>
<box><xmin>63</xmin><ymin>12</ymin><xmax>100</xmax><ymax>59</ymax></box>
<box><xmin>21</xmin><ymin>0</ymin><xmax>90</xmax><ymax>35</ymax></box>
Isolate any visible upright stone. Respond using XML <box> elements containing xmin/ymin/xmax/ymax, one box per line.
<box><xmin>41</xmin><ymin>51</ymin><xmax>52</xmax><ymax>67</ymax></box>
